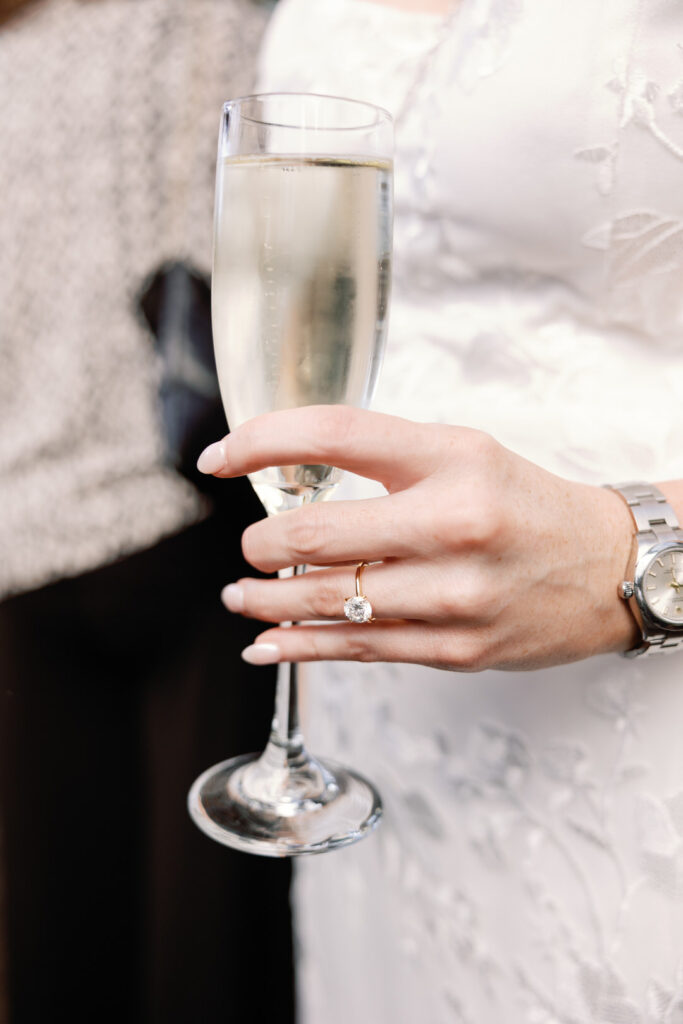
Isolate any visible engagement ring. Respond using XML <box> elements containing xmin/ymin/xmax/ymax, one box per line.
<box><xmin>344</xmin><ymin>562</ymin><xmax>375</xmax><ymax>623</ymax></box>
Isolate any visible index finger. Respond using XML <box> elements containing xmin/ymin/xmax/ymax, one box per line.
<box><xmin>196</xmin><ymin>405</ymin><xmax>437</xmax><ymax>492</ymax></box>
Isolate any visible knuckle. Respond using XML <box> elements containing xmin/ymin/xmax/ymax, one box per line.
<box><xmin>309</xmin><ymin>574</ymin><xmax>343</xmax><ymax>619</ymax></box>
<box><xmin>346</xmin><ymin>631</ymin><xmax>377</xmax><ymax>662</ymax></box>
<box><xmin>425</xmin><ymin>627</ymin><xmax>491</xmax><ymax>671</ymax></box>
<box><xmin>435</xmin><ymin>424</ymin><xmax>498</xmax><ymax>470</ymax></box>
<box><xmin>287</xmin><ymin>509</ymin><xmax>327</xmax><ymax>563</ymax></box>
<box><xmin>315</xmin><ymin>405</ymin><xmax>358</xmax><ymax>455</ymax></box>
<box><xmin>426</xmin><ymin>632</ymin><xmax>456</xmax><ymax>668</ymax></box>
<box><xmin>440</xmin><ymin>491</ymin><xmax>504</xmax><ymax>552</ymax></box>
<box><xmin>461</xmin><ymin>583</ymin><xmax>492</xmax><ymax>621</ymax></box>
<box><xmin>306</xmin><ymin>630</ymin><xmax>324</xmax><ymax>662</ymax></box>
<box><xmin>463</xmin><ymin>427</ymin><xmax>501</xmax><ymax>465</ymax></box>
<box><xmin>449</xmin><ymin>633</ymin><xmax>489</xmax><ymax>672</ymax></box>
<box><xmin>474</xmin><ymin>487</ymin><xmax>507</xmax><ymax>545</ymax></box>
<box><xmin>431</xmin><ymin>587</ymin><xmax>462</xmax><ymax>620</ymax></box>
<box><xmin>434</xmin><ymin>578</ymin><xmax>490</xmax><ymax>622</ymax></box>
<box><xmin>470</xmin><ymin>502</ymin><xmax>505</xmax><ymax>548</ymax></box>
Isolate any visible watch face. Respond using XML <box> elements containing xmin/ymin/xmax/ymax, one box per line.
<box><xmin>640</xmin><ymin>547</ymin><xmax>683</xmax><ymax>626</ymax></box>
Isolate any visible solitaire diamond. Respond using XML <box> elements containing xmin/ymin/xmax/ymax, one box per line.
<box><xmin>344</xmin><ymin>596</ymin><xmax>373</xmax><ymax>623</ymax></box>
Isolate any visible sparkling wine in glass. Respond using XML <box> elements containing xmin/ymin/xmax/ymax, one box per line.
<box><xmin>187</xmin><ymin>93</ymin><xmax>393</xmax><ymax>856</ymax></box>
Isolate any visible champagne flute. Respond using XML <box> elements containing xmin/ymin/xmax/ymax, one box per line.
<box><xmin>187</xmin><ymin>93</ymin><xmax>393</xmax><ymax>856</ymax></box>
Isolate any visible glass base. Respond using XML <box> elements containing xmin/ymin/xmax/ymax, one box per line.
<box><xmin>187</xmin><ymin>752</ymin><xmax>383</xmax><ymax>857</ymax></box>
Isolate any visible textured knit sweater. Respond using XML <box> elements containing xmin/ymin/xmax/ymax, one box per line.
<box><xmin>0</xmin><ymin>0</ymin><xmax>269</xmax><ymax>598</ymax></box>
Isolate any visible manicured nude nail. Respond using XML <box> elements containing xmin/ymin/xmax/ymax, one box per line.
<box><xmin>241</xmin><ymin>643</ymin><xmax>280</xmax><ymax>665</ymax></box>
<box><xmin>196</xmin><ymin>440</ymin><xmax>226</xmax><ymax>474</ymax></box>
<box><xmin>221</xmin><ymin>583</ymin><xmax>244</xmax><ymax>612</ymax></box>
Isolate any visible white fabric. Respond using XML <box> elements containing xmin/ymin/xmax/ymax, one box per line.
<box><xmin>259</xmin><ymin>1</ymin><xmax>683</xmax><ymax>1021</ymax></box>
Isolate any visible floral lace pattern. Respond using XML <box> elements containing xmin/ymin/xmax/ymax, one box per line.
<box><xmin>258</xmin><ymin>1</ymin><xmax>683</xmax><ymax>1021</ymax></box>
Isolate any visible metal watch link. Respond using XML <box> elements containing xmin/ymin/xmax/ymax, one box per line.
<box><xmin>608</xmin><ymin>483</ymin><xmax>683</xmax><ymax>657</ymax></box>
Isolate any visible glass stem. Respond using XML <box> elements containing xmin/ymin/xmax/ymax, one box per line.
<box><xmin>245</xmin><ymin>490</ymin><xmax>335</xmax><ymax>803</ymax></box>
<box><xmin>268</xmin><ymin>563</ymin><xmax>308</xmax><ymax>768</ymax></box>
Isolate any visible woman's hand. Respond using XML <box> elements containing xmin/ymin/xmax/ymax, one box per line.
<box><xmin>197</xmin><ymin>405</ymin><xmax>640</xmax><ymax>671</ymax></box>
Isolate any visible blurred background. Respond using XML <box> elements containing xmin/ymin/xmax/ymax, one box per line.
<box><xmin>0</xmin><ymin>1</ymin><xmax>294</xmax><ymax>1021</ymax></box>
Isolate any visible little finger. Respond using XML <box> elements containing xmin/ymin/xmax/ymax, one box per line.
<box><xmin>240</xmin><ymin>621</ymin><xmax>487</xmax><ymax>672</ymax></box>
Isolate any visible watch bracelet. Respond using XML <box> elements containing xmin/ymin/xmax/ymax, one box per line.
<box><xmin>606</xmin><ymin>482</ymin><xmax>683</xmax><ymax>656</ymax></box>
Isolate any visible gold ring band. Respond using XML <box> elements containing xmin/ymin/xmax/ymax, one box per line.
<box><xmin>355</xmin><ymin>561</ymin><xmax>368</xmax><ymax>597</ymax></box>
<box><xmin>344</xmin><ymin>561</ymin><xmax>375</xmax><ymax>623</ymax></box>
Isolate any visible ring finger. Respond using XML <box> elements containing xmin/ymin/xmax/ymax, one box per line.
<box><xmin>222</xmin><ymin>558</ymin><xmax>464</xmax><ymax>625</ymax></box>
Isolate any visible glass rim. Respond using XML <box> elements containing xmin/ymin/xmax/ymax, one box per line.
<box><xmin>223</xmin><ymin>92</ymin><xmax>394</xmax><ymax>132</ymax></box>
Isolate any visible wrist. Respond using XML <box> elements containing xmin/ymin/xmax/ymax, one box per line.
<box><xmin>597</xmin><ymin>485</ymin><xmax>642</xmax><ymax>654</ymax></box>
<box><xmin>655</xmin><ymin>480</ymin><xmax>683</xmax><ymax>524</ymax></box>
<box><xmin>607</xmin><ymin>481</ymin><xmax>683</xmax><ymax>656</ymax></box>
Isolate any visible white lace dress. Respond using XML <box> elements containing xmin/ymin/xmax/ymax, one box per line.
<box><xmin>258</xmin><ymin>1</ymin><xmax>683</xmax><ymax>1020</ymax></box>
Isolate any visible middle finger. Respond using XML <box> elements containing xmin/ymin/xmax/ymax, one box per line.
<box><xmin>241</xmin><ymin>492</ymin><xmax>435</xmax><ymax>573</ymax></box>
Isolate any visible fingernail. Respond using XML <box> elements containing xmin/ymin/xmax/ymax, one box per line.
<box><xmin>221</xmin><ymin>583</ymin><xmax>244</xmax><ymax>612</ymax></box>
<box><xmin>197</xmin><ymin>440</ymin><xmax>226</xmax><ymax>474</ymax></box>
<box><xmin>241</xmin><ymin>643</ymin><xmax>280</xmax><ymax>665</ymax></box>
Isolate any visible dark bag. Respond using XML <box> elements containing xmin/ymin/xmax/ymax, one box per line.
<box><xmin>137</xmin><ymin>260</ymin><xmax>231</xmax><ymax>502</ymax></box>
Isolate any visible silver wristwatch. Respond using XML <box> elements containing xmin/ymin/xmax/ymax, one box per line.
<box><xmin>608</xmin><ymin>483</ymin><xmax>683</xmax><ymax>657</ymax></box>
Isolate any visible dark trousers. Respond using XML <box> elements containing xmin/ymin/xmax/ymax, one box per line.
<box><xmin>0</xmin><ymin>509</ymin><xmax>294</xmax><ymax>1024</ymax></box>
